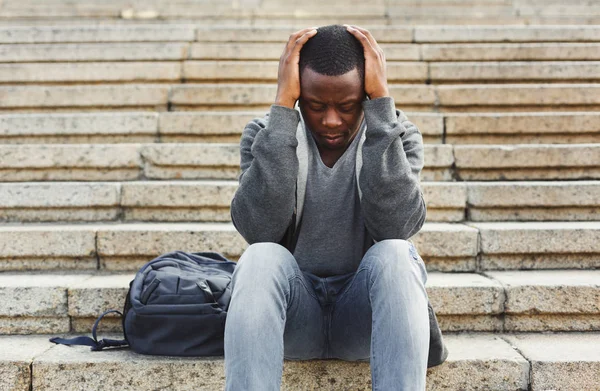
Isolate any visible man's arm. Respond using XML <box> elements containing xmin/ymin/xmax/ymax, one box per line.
<box><xmin>359</xmin><ymin>97</ymin><xmax>426</xmax><ymax>241</ymax></box>
<box><xmin>230</xmin><ymin>106</ymin><xmax>300</xmax><ymax>244</ymax></box>
<box><xmin>346</xmin><ymin>25</ymin><xmax>426</xmax><ymax>240</ymax></box>
<box><xmin>230</xmin><ymin>27</ymin><xmax>318</xmax><ymax>244</ymax></box>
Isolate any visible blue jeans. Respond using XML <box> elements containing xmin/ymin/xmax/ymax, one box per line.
<box><xmin>224</xmin><ymin>239</ymin><xmax>430</xmax><ymax>390</ymax></box>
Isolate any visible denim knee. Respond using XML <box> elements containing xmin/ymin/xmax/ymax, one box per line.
<box><xmin>361</xmin><ymin>239</ymin><xmax>427</xmax><ymax>285</ymax></box>
<box><xmin>234</xmin><ymin>242</ymin><xmax>297</xmax><ymax>282</ymax></box>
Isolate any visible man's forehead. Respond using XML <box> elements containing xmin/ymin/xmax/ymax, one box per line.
<box><xmin>300</xmin><ymin>67</ymin><xmax>364</xmax><ymax>101</ymax></box>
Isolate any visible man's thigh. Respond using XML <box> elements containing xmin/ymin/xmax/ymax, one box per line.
<box><xmin>283</xmin><ymin>269</ymin><xmax>328</xmax><ymax>360</ymax></box>
<box><xmin>328</xmin><ymin>267</ymin><xmax>372</xmax><ymax>361</ymax></box>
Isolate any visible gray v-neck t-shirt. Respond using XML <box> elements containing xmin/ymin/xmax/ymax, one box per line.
<box><xmin>293</xmin><ymin>123</ymin><xmax>374</xmax><ymax>277</ymax></box>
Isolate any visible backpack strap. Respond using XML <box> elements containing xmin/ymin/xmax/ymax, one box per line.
<box><xmin>49</xmin><ymin>309</ymin><xmax>128</xmax><ymax>351</ymax></box>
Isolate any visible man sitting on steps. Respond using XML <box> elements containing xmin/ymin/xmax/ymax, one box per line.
<box><xmin>224</xmin><ymin>24</ymin><xmax>447</xmax><ymax>391</ymax></box>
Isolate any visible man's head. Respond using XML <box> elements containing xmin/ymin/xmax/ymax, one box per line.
<box><xmin>298</xmin><ymin>24</ymin><xmax>366</xmax><ymax>153</ymax></box>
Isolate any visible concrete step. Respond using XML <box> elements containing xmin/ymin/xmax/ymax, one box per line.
<box><xmin>3</xmin><ymin>332</ymin><xmax>599</xmax><ymax>390</ymax></box>
<box><xmin>0</xmin><ymin>111</ymin><xmax>444</xmax><ymax>144</ymax></box>
<box><xmin>453</xmin><ymin>144</ymin><xmax>600</xmax><ymax>180</ymax></box>
<box><xmin>0</xmin><ymin>221</ymin><xmax>598</xmax><ymax>272</ymax></box>
<box><xmin>2</xmin><ymin>25</ymin><xmax>600</xmax><ymax>45</ymax></box>
<box><xmin>445</xmin><ymin>112</ymin><xmax>600</xmax><ymax>144</ymax></box>
<box><xmin>2</xmin><ymin>269</ymin><xmax>599</xmax><ymax>334</ymax></box>
<box><xmin>2</xmin><ymin>111</ymin><xmax>598</xmax><ymax>145</ymax></box>
<box><xmin>3</xmin><ymin>83</ymin><xmax>600</xmax><ymax>112</ymax></box>
<box><xmin>1</xmin><ymin>143</ymin><xmax>597</xmax><ymax>182</ymax></box>
<box><xmin>8</xmin><ymin>333</ymin><xmax>595</xmax><ymax>391</ymax></box>
<box><xmin>0</xmin><ymin>143</ymin><xmax>448</xmax><ymax>181</ymax></box>
<box><xmin>0</xmin><ymin>43</ymin><xmax>190</xmax><ymax>63</ymax></box>
<box><xmin>0</xmin><ymin>180</ymin><xmax>598</xmax><ymax>223</ymax></box>
<box><xmin>421</xmin><ymin>43</ymin><xmax>600</xmax><ymax>61</ymax></box>
<box><xmin>7</xmin><ymin>60</ymin><xmax>600</xmax><ymax>84</ymax></box>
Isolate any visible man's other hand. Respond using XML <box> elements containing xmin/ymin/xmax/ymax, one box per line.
<box><xmin>345</xmin><ymin>25</ymin><xmax>390</xmax><ymax>100</ymax></box>
<box><xmin>275</xmin><ymin>27</ymin><xmax>318</xmax><ymax>109</ymax></box>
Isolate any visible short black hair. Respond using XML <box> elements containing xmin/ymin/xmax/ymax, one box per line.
<box><xmin>299</xmin><ymin>24</ymin><xmax>365</xmax><ymax>83</ymax></box>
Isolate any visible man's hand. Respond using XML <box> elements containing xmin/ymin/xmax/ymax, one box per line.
<box><xmin>275</xmin><ymin>27</ymin><xmax>318</xmax><ymax>109</ymax></box>
<box><xmin>345</xmin><ymin>25</ymin><xmax>389</xmax><ymax>99</ymax></box>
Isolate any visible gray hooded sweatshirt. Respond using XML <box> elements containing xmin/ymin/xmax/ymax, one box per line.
<box><xmin>230</xmin><ymin>96</ymin><xmax>426</xmax><ymax>272</ymax></box>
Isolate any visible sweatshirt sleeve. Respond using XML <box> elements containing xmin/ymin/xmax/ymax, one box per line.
<box><xmin>359</xmin><ymin>96</ymin><xmax>426</xmax><ymax>241</ymax></box>
<box><xmin>230</xmin><ymin>104</ymin><xmax>300</xmax><ymax>244</ymax></box>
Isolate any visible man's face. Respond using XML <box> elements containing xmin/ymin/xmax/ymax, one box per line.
<box><xmin>299</xmin><ymin>67</ymin><xmax>366</xmax><ymax>152</ymax></box>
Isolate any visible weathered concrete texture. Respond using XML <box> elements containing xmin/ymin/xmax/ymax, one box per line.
<box><xmin>0</xmin><ymin>25</ymin><xmax>196</xmax><ymax>44</ymax></box>
<box><xmin>422</xmin><ymin>144</ymin><xmax>454</xmax><ymax>181</ymax></box>
<box><xmin>0</xmin><ymin>224</ymin><xmax>96</xmax><ymax>257</ymax></box>
<box><xmin>454</xmin><ymin>144</ymin><xmax>600</xmax><ymax>180</ymax></box>
<box><xmin>71</xmin><ymin>316</ymin><xmax>122</xmax><ymax>333</ymax></box>
<box><xmin>0</xmin><ymin>112</ymin><xmax>158</xmax><ymax>137</ymax></box>
<box><xmin>0</xmin><ymin>316</ymin><xmax>70</xmax><ymax>334</ymax></box>
<box><xmin>447</xmin><ymin>112</ymin><xmax>600</xmax><ymax>135</ymax></box>
<box><xmin>0</xmin><ymin>183</ymin><xmax>120</xmax><ymax>222</ymax></box>
<box><xmin>467</xmin><ymin>181</ymin><xmax>600</xmax><ymax>221</ymax></box>
<box><xmin>414</xmin><ymin>25</ymin><xmax>600</xmax><ymax>43</ymax></box>
<box><xmin>421</xmin><ymin>43</ymin><xmax>600</xmax><ymax>61</ymax></box>
<box><xmin>68</xmin><ymin>274</ymin><xmax>133</xmax><ymax>318</ymax></box>
<box><xmin>96</xmin><ymin>223</ymin><xmax>247</xmax><ymax>270</ymax></box>
<box><xmin>422</xmin><ymin>183</ymin><xmax>466</xmax><ymax>222</ymax></box>
<box><xmin>189</xmin><ymin>42</ymin><xmax>421</xmax><ymax>61</ymax></box>
<box><xmin>195</xmin><ymin>26</ymin><xmax>413</xmax><ymax>43</ymax></box>
<box><xmin>0</xmin><ymin>85</ymin><xmax>169</xmax><ymax>109</ymax></box>
<box><xmin>141</xmin><ymin>143</ymin><xmax>240</xmax><ymax>180</ymax></box>
<box><xmin>0</xmin><ymin>62</ymin><xmax>181</xmax><ymax>83</ymax></box>
<box><xmin>505</xmin><ymin>314</ymin><xmax>600</xmax><ymax>332</ymax></box>
<box><xmin>426</xmin><ymin>272</ymin><xmax>504</xmax><ymax>315</ymax></box>
<box><xmin>437</xmin><ymin>314</ymin><xmax>503</xmax><ymax>332</ymax></box>
<box><xmin>486</xmin><ymin>270</ymin><xmax>600</xmax><ymax>314</ymax></box>
<box><xmin>437</xmin><ymin>84</ymin><xmax>600</xmax><ymax>107</ymax></box>
<box><xmin>121</xmin><ymin>181</ymin><xmax>236</xmax><ymax>222</ymax></box>
<box><xmin>412</xmin><ymin>223</ymin><xmax>479</xmax><ymax>272</ymax></box>
<box><xmin>0</xmin><ymin>43</ymin><xmax>188</xmax><ymax>62</ymax></box>
<box><xmin>33</xmin><ymin>344</ymin><xmax>228</xmax><ymax>391</ymax></box>
<box><xmin>431</xmin><ymin>61</ymin><xmax>600</xmax><ymax>81</ymax></box>
<box><xmin>473</xmin><ymin>221</ymin><xmax>600</xmax><ymax>254</ymax></box>
<box><xmin>0</xmin><ymin>335</ymin><xmax>56</xmax><ymax>391</ymax></box>
<box><xmin>158</xmin><ymin>111</ymin><xmax>259</xmax><ymax>136</ymax></box>
<box><xmin>504</xmin><ymin>333</ymin><xmax>600</xmax><ymax>391</ymax></box>
<box><xmin>472</xmin><ymin>222</ymin><xmax>600</xmax><ymax>270</ymax></box>
<box><xmin>25</xmin><ymin>333</ymin><xmax>532</xmax><ymax>390</ymax></box>
<box><xmin>0</xmin><ymin>273</ymin><xmax>86</xmax><ymax>316</ymax></box>
<box><xmin>0</xmin><ymin>144</ymin><xmax>143</xmax><ymax>181</ymax></box>
<box><xmin>426</xmin><ymin>334</ymin><xmax>529</xmax><ymax>391</ymax></box>
<box><xmin>170</xmin><ymin>84</ymin><xmax>277</xmax><ymax>106</ymax></box>
<box><xmin>183</xmin><ymin>60</ymin><xmax>278</xmax><ymax>81</ymax></box>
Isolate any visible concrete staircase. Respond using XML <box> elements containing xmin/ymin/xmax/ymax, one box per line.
<box><xmin>1</xmin><ymin>1</ymin><xmax>600</xmax><ymax>390</ymax></box>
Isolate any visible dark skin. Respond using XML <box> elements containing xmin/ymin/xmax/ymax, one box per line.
<box><xmin>298</xmin><ymin>67</ymin><xmax>365</xmax><ymax>168</ymax></box>
<box><xmin>275</xmin><ymin>25</ymin><xmax>390</xmax><ymax>168</ymax></box>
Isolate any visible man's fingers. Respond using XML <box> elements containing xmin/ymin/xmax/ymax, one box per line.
<box><xmin>346</xmin><ymin>25</ymin><xmax>385</xmax><ymax>59</ymax></box>
<box><xmin>291</xmin><ymin>29</ymin><xmax>318</xmax><ymax>54</ymax></box>
<box><xmin>345</xmin><ymin>25</ymin><xmax>377</xmax><ymax>55</ymax></box>
<box><xmin>285</xmin><ymin>27</ymin><xmax>318</xmax><ymax>51</ymax></box>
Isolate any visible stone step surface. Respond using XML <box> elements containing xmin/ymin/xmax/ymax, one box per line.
<box><xmin>1</xmin><ymin>143</ymin><xmax>597</xmax><ymax>181</ymax></box>
<box><xmin>3</xmin><ymin>83</ymin><xmax>600</xmax><ymax>112</ymax></box>
<box><xmin>1</xmin><ymin>269</ymin><xmax>598</xmax><ymax>334</ymax></box>
<box><xmin>2</xmin><ymin>111</ymin><xmax>598</xmax><ymax>144</ymax></box>
<box><xmin>6</xmin><ymin>42</ymin><xmax>600</xmax><ymax>63</ymax></box>
<box><xmin>0</xmin><ymin>180</ymin><xmax>598</xmax><ymax>223</ymax></box>
<box><xmin>6</xmin><ymin>60</ymin><xmax>600</xmax><ymax>84</ymax></box>
<box><xmin>1</xmin><ymin>333</ymin><xmax>599</xmax><ymax>390</ymax></box>
<box><xmin>0</xmin><ymin>221</ymin><xmax>598</xmax><ymax>272</ymax></box>
<box><xmin>2</xmin><ymin>25</ymin><xmax>600</xmax><ymax>45</ymax></box>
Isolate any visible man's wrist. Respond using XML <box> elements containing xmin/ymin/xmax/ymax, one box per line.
<box><xmin>274</xmin><ymin>96</ymin><xmax>296</xmax><ymax>109</ymax></box>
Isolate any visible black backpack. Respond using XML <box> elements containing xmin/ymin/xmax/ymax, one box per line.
<box><xmin>51</xmin><ymin>251</ymin><xmax>237</xmax><ymax>356</ymax></box>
